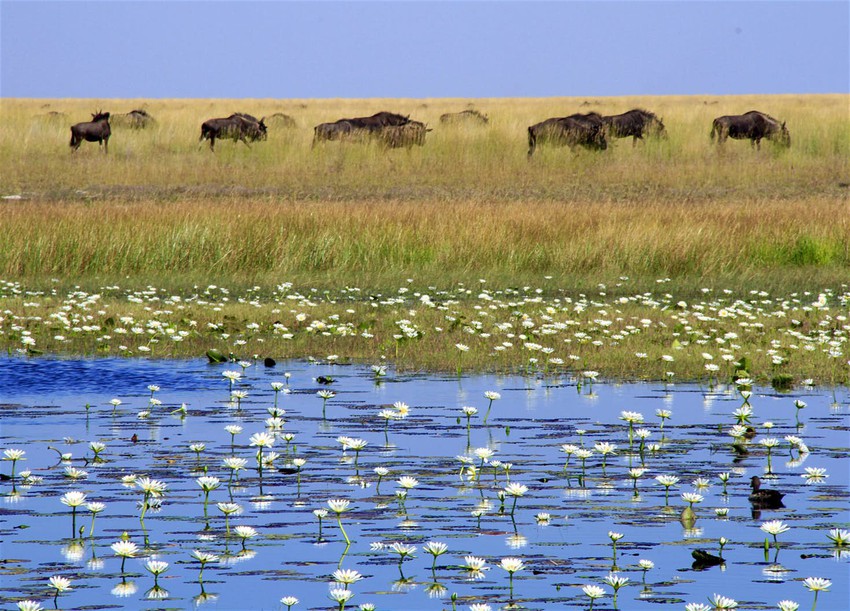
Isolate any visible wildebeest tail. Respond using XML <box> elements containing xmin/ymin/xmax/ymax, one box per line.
<box><xmin>709</xmin><ymin>120</ymin><xmax>717</xmax><ymax>142</ymax></box>
<box><xmin>527</xmin><ymin>126</ymin><xmax>536</xmax><ymax>158</ymax></box>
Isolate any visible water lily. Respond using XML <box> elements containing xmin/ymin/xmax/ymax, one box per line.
<box><xmin>216</xmin><ymin>502</ymin><xmax>241</xmax><ymax>537</ymax></box>
<box><xmin>332</xmin><ymin>568</ymin><xmax>363</xmax><ymax>589</ymax></box>
<box><xmin>777</xmin><ymin>601</ymin><xmax>799</xmax><ymax>611</ymax></box>
<box><xmin>280</xmin><ymin>596</ymin><xmax>299</xmax><ymax>611</ymax></box>
<box><xmin>60</xmin><ymin>490</ymin><xmax>87</xmax><ymax>537</ymax></box>
<box><xmin>498</xmin><ymin>556</ymin><xmax>525</xmax><ymax>598</ymax></box>
<box><xmin>761</xmin><ymin>520</ymin><xmax>790</xmax><ymax>552</ymax></box>
<box><xmin>317</xmin><ymin>389</ymin><xmax>336</xmax><ymax>419</ymax></box>
<box><xmin>111</xmin><ymin>540</ymin><xmax>138</xmax><ymax>573</ymax></box>
<box><xmin>802</xmin><ymin>577</ymin><xmax>830</xmax><ymax>610</ymax></box>
<box><xmin>192</xmin><ymin>549</ymin><xmax>218</xmax><ymax>583</ymax></box>
<box><xmin>826</xmin><ymin>528</ymin><xmax>850</xmax><ymax>547</ymax></box>
<box><xmin>656</xmin><ymin>474</ymin><xmax>680</xmax><ymax>504</ymax></box>
<box><xmin>582</xmin><ymin>584</ymin><xmax>605</xmax><ymax>609</ymax></box>
<box><xmin>423</xmin><ymin>541</ymin><xmax>448</xmax><ymax>572</ymax></box>
<box><xmin>86</xmin><ymin>501</ymin><xmax>106</xmax><ymax>537</ymax></box>
<box><xmin>707</xmin><ymin>593</ymin><xmax>738</xmax><ymax>609</ymax></box>
<box><xmin>604</xmin><ymin>572</ymin><xmax>629</xmax><ymax>604</ymax></box>
<box><xmin>145</xmin><ymin>559</ymin><xmax>169</xmax><ymax>587</ymax></box>
<box><xmin>328</xmin><ymin>499</ymin><xmax>352</xmax><ymax>545</ymax></box>
<box><xmin>389</xmin><ymin>542</ymin><xmax>416</xmax><ymax>578</ymax></box>
<box><xmin>483</xmin><ymin>390</ymin><xmax>500</xmax><ymax>423</ymax></box>
<box><xmin>47</xmin><ymin>575</ymin><xmax>72</xmax><ymax>608</ymax></box>
<box><xmin>234</xmin><ymin>525</ymin><xmax>258</xmax><ymax>549</ymax></box>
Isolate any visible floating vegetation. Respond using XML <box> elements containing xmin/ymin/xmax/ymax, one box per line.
<box><xmin>0</xmin><ymin>360</ymin><xmax>847</xmax><ymax>609</ymax></box>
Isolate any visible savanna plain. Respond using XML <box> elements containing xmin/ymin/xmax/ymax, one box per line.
<box><xmin>1</xmin><ymin>96</ymin><xmax>850</xmax><ymax>611</ymax></box>
<box><xmin>0</xmin><ymin>95</ymin><xmax>848</xmax><ymax>380</ymax></box>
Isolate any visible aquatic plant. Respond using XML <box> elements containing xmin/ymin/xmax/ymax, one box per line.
<box><xmin>216</xmin><ymin>502</ymin><xmax>241</xmax><ymax>537</ymax></box>
<box><xmin>504</xmin><ymin>482</ymin><xmax>528</xmax><ymax>517</ymax></box>
<box><xmin>234</xmin><ymin>525</ymin><xmax>258</xmax><ymax>550</ymax></box>
<box><xmin>761</xmin><ymin>520</ymin><xmax>790</xmax><ymax>552</ymax></box>
<box><xmin>483</xmin><ymin>390</ymin><xmax>500</xmax><ymax>423</ymax></box>
<box><xmin>656</xmin><ymin>475</ymin><xmax>680</xmax><ymax>504</ymax></box>
<box><xmin>111</xmin><ymin>540</ymin><xmax>138</xmax><ymax>573</ymax></box>
<box><xmin>329</xmin><ymin>587</ymin><xmax>354</xmax><ymax>611</ymax></box>
<box><xmin>499</xmin><ymin>557</ymin><xmax>525</xmax><ymax>598</ymax></box>
<box><xmin>145</xmin><ymin>560</ymin><xmax>168</xmax><ymax>587</ymax></box>
<box><xmin>619</xmin><ymin>410</ymin><xmax>644</xmax><ymax>444</ymax></box>
<box><xmin>317</xmin><ymin>390</ymin><xmax>336</xmax><ymax>419</ymax></box>
<box><xmin>760</xmin><ymin>437</ymin><xmax>780</xmax><ymax>473</ymax></box>
<box><xmin>60</xmin><ymin>490</ymin><xmax>86</xmax><ymax>537</ymax></box>
<box><xmin>423</xmin><ymin>541</ymin><xmax>448</xmax><ymax>573</ymax></box>
<box><xmin>192</xmin><ymin>549</ymin><xmax>218</xmax><ymax>584</ymax></box>
<box><xmin>280</xmin><ymin>596</ymin><xmax>299</xmax><ymax>611</ymax></box>
<box><xmin>604</xmin><ymin>572</ymin><xmax>629</xmax><ymax>605</ymax></box>
<box><xmin>86</xmin><ymin>501</ymin><xmax>106</xmax><ymax>537</ymax></box>
<box><xmin>582</xmin><ymin>584</ymin><xmax>605</xmax><ymax>610</ymax></box>
<box><xmin>776</xmin><ymin>601</ymin><xmax>799</xmax><ymax>611</ymax></box>
<box><xmin>707</xmin><ymin>593</ymin><xmax>738</xmax><ymax>609</ymax></box>
<box><xmin>802</xmin><ymin>577</ymin><xmax>830</xmax><ymax>610</ymax></box>
<box><xmin>137</xmin><ymin>477</ymin><xmax>167</xmax><ymax>530</ymax></box>
<box><xmin>332</xmin><ymin>568</ymin><xmax>363</xmax><ymax>589</ymax></box>
<box><xmin>4</xmin><ymin>448</ymin><xmax>25</xmax><ymax>481</ymax></box>
<box><xmin>826</xmin><ymin>528</ymin><xmax>850</xmax><ymax>547</ymax></box>
<box><xmin>594</xmin><ymin>442</ymin><xmax>617</xmax><ymax>472</ymax></box>
<box><xmin>638</xmin><ymin>558</ymin><xmax>654</xmax><ymax>586</ymax></box>
<box><xmin>328</xmin><ymin>499</ymin><xmax>352</xmax><ymax>546</ymax></box>
<box><xmin>16</xmin><ymin>601</ymin><xmax>43</xmax><ymax>611</ymax></box>
<box><xmin>628</xmin><ymin>467</ymin><xmax>647</xmax><ymax>496</ymax></box>
<box><xmin>389</xmin><ymin>542</ymin><xmax>416</xmax><ymax>578</ymax></box>
<box><xmin>47</xmin><ymin>576</ymin><xmax>72</xmax><ymax>608</ymax></box>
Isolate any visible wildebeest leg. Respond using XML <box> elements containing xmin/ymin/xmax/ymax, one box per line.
<box><xmin>103</xmin><ymin>136</ymin><xmax>109</xmax><ymax>154</ymax></box>
<box><xmin>755</xmin><ymin>138</ymin><xmax>761</xmax><ymax>151</ymax></box>
<box><xmin>209</xmin><ymin>136</ymin><xmax>216</xmax><ymax>152</ymax></box>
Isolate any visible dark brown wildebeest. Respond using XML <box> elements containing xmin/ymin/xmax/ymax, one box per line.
<box><xmin>527</xmin><ymin>113</ymin><xmax>607</xmax><ymax>158</ymax></box>
<box><xmin>112</xmin><ymin>109</ymin><xmax>156</xmax><ymax>129</ymax></box>
<box><xmin>266</xmin><ymin>113</ymin><xmax>297</xmax><ymax>128</ymax></box>
<box><xmin>70</xmin><ymin>111</ymin><xmax>111</xmax><ymax>153</ymax></box>
<box><xmin>439</xmin><ymin>109</ymin><xmax>489</xmax><ymax>125</ymax></box>
<box><xmin>710</xmin><ymin>110</ymin><xmax>790</xmax><ymax>150</ymax></box>
<box><xmin>199</xmin><ymin>113</ymin><xmax>267</xmax><ymax>151</ymax></box>
<box><xmin>377</xmin><ymin>121</ymin><xmax>431</xmax><ymax>148</ymax></box>
<box><xmin>344</xmin><ymin>111</ymin><xmax>411</xmax><ymax>130</ymax></box>
<box><xmin>602</xmin><ymin>109</ymin><xmax>666</xmax><ymax>145</ymax></box>
<box><xmin>312</xmin><ymin>112</ymin><xmax>414</xmax><ymax>146</ymax></box>
<box><xmin>312</xmin><ymin>120</ymin><xmax>360</xmax><ymax>147</ymax></box>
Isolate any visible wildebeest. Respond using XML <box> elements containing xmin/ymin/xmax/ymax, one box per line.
<box><xmin>312</xmin><ymin>111</ymin><xmax>414</xmax><ymax>146</ymax></box>
<box><xmin>112</xmin><ymin>109</ymin><xmax>156</xmax><ymax>129</ymax></box>
<box><xmin>312</xmin><ymin>120</ymin><xmax>360</xmax><ymax>147</ymax></box>
<box><xmin>343</xmin><ymin>111</ymin><xmax>411</xmax><ymax>131</ymax></box>
<box><xmin>69</xmin><ymin>111</ymin><xmax>111</xmax><ymax>153</ymax></box>
<box><xmin>710</xmin><ymin>110</ymin><xmax>790</xmax><ymax>149</ymax></box>
<box><xmin>266</xmin><ymin>112</ymin><xmax>297</xmax><ymax>128</ymax></box>
<box><xmin>199</xmin><ymin>113</ymin><xmax>267</xmax><ymax>151</ymax></box>
<box><xmin>377</xmin><ymin>121</ymin><xmax>431</xmax><ymax>148</ymax></box>
<box><xmin>602</xmin><ymin>109</ymin><xmax>666</xmax><ymax>145</ymax></box>
<box><xmin>440</xmin><ymin>109</ymin><xmax>489</xmax><ymax>125</ymax></box>
<box><xmin>527</xmin><ymin>113</ymin><xmax>607</xmax><ymax>158</ymax></box>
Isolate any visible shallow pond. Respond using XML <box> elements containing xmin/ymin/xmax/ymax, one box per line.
<box><xmin>1</xmin><ymin>358</ymin><xmax>848</xmax><ymax>610</ymax></box>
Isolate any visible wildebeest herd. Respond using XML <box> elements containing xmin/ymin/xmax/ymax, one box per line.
<box><xmin>66</xmin><ymin>107</ymin><xmax>791</xmax><ymax>155</ymax></box>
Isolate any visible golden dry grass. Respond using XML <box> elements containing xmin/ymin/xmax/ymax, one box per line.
<box><xmin>0</xmin><ymin>94</ymin><xmax>847</xmax><ymax>292</ymax></box>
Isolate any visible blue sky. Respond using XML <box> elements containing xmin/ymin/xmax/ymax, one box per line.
<box><xmin>2</xmin><ymin>1</ymin><xmax>848</xmax><ymax>98</ymax></box>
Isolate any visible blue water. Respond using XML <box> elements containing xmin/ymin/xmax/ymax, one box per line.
<box><xmin>1</xmin><ymin>357</ymin><xmax>848</xmax><ymax>610</ymax></box>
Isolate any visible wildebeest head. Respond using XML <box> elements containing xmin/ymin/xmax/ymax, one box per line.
<box><xmin>91</xmin><ymin>110</ymin><xmax>110</xmax><ymax>122</ymax></box>
<box><xmin>775</xmin><ymin>121</ymin><xmax>791</xmax><ymax>147</ymax></box>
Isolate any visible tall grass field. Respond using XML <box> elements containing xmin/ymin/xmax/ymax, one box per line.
<box><xmin>0</xmin><ymin>95</ymin><xmax>848</xmax><ymax>291</ymax></box>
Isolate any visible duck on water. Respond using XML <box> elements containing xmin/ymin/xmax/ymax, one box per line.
<box><xmin>749</xmin><ymin>476</ymin><xmax>785</xmax><ymax>508</ymax></box>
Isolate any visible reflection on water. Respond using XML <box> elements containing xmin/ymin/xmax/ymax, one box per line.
<box><xmin>0</xmin><ymin>357</ymin><xmax>848</xmax><ymax>610</ymax></box>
